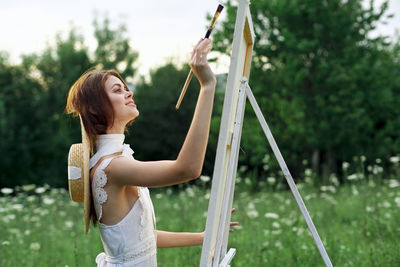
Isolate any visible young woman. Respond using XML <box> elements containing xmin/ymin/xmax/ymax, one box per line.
<box><xmin>66</xmin><ymin>38</ymin><xmax>237</xmax><ymax>266</ymax></box>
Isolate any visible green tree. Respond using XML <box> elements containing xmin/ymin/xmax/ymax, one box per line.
<box><xmin>130</xmin><ymin>64</ymin><xmax>199</xmax><ymax>161</ymax></box>
<box><xmin>130</xmin><ymin>63</ymin><xmax>226</xmax><ymax>178</ymax></box>
<box><xmin>0</xmin><ymin>17</ymin><xmax>140</xmax><ymax>188</ymax></box>
<box><xmin>212</xmin><ymin>0</ymin><xmax>400</xmax><ymax>181</ymax></box>
<box><xmin>93</xmin><ymin>17</ymin><xmax>138</xmax><ymax>79</ymax></box>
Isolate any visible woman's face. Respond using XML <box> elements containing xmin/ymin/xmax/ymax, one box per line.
<box><xmin>104</xmin><ymin>75</ymin><xmax>139</xmax><ymax>127</ymax></box>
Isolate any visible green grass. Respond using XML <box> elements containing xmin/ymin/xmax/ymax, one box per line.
<box><xmin>0</xmin><ymin>178</ymin><xmax>399</xmax><ymax>266</ymax></box>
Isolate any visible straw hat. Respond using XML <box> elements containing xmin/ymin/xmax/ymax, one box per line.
<box><xmin>67</xmin><ymin>116</ymin><xmax>91</xmax><ymax>234</ymax></box>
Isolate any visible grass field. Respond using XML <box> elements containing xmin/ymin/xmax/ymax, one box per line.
<box><xmin>0</xmin><ymin>175</ymin><xmax>399</xmax><ymax>266</ymax></box>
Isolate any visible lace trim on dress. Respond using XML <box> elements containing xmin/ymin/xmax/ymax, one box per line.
<box><xmin>92</xmin><ymin>157</ymin><xmax>114</xmax><ymax>222</ymax></box>
<box><xmin>95</xmin><ymin>235</ymin><xmax>157</xmax><ymax>265</ymax></box>
<box><xmin>91</xmin><ymin>143</ymin><xmax>134</xmax><ymax>223</ymax></box>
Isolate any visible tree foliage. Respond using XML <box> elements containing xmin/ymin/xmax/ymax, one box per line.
<box><xmin>211</xmin><ymin>0</ymin><xmax>400</xmax><ymax>180</ymax></box>
<box><xmin>1</xmin><ymin>1</ymin><xmax>400</xmax><ymax>188</ymax></box>
<box><xmin>0</xmin><ymin>17</ymin><xmax>139</xmax><ymax>188</ymax></box>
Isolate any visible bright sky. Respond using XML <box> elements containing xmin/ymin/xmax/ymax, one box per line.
<box><xmin>0</xmin><ymin>0</ymin><xmax>398</xmax><ymax>80</ymax></box>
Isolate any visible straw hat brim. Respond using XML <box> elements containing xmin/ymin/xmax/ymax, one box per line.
<box><xmin>67</xmin><ymin>116</ymin><xmax>91</xmax><ymax>234</ymax></box>
<box><xmin>81</xmin><ymin>116</ymin><xmax>91</xmax><ymax>234</ymax></box>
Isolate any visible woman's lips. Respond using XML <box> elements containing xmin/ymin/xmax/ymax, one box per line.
<box><xmin>126</xmin><ymin>101</ymin><xmax>136</xmax><ymax>107</ymax></box>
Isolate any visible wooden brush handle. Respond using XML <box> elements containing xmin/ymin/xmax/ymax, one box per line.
<box><xmin>175</xmin><ymin>70</ymin><xmax>194</xmax><ymax>110</ymax></box>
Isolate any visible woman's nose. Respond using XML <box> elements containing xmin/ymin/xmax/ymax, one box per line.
<box><xmin>126</xmin><ymin>90</ymin><xmax>133</xmax><ymax>98</ymax></box>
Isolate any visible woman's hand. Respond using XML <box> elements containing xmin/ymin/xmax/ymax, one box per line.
<box><xmin>229</xmin><ymin>208</ymin><xmax>239</xmax><ymax>233</ymax></box>
<box><xmin>190</xmin><ymin>38</ymin><xmax>216</xmax><ymax>89</ymax></box>
<box><xmin>200</xmin><ymin>208</ymin><xmax>240</xmax><ymax>242</ymax></box>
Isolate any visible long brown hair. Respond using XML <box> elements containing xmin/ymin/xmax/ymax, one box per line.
<box><xmin>65</xmin><ymin>69</ymin><xmax>131</xmax><ymax>226</ymax></box>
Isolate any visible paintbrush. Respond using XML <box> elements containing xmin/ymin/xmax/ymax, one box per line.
<box><xmin>176</xmin><ymin>4</ymin><xmax>224</xmax><ymax>110</ymax></box>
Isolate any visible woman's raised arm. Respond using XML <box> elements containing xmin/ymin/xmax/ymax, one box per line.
<box><xmin>107</xmin><ymin>38</ymin><xmax>216</xmax><ymax>188</ymax></box>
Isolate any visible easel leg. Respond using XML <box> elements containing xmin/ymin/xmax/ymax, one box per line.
<box><xmin>244</xmin><ymin>82</ymin><xmax>333</xmax><ymax>267</ymax></box>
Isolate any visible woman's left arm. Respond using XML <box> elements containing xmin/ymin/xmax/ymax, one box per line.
<box><xmin>155</xmin><ymin>230</ymin><xmax>204</xmax><ymax>248</ymax></box>
<box><xmin>156</xmin><ymin>208</ymin><xmax>239</xmax><ymax>248</ymax></box>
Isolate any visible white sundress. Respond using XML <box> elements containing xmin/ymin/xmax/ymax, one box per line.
<box><xmin>89</xmin><ymin>134</ymin><xmax>157</xmax><ymax>267</ymax></box>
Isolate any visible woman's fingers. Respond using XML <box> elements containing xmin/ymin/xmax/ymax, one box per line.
<box><xmin>191</xmin><ymin>39</ymin><xmax>212</xmax><ymax>62</ymax></box>
<box><xmin>229</xmin><ymin>222</ymin><xmax>239</xmax><ymax>233</ymax></box>
<box><xmin>189</xmin><ymin>38</ymin><xmax>216</xmax><ymax>87</ymax></box>
<box><xmin>229</xmin><ymin>208</ymin><xmax>239</xmax><ymax>233</ymax></box>
<box><xmin>191</xmin><ymin>38</ymin><xmax>204</xmax><ymax>61</ymax></box>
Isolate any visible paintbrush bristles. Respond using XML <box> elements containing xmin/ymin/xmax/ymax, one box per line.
<box><xmin>209</xmin><ymin>4</ymin><xmax>224</xmax><ymax>29</ymax></box>
<box><xmin>176</xmin><ymin>4</ymin><xmax>224</xmax><ymax>110</ymax></box>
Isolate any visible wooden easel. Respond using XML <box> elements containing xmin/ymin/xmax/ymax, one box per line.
<box><xmin>200</xmin><ymin>1</ymin><xmax>333</xmax><ymax>266</ymax></box>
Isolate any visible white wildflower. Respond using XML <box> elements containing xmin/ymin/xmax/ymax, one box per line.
<box><xmin>35</xmin><ymin>187</ymin><xmax>46</xmax><ymax>194</ymax></box>
<box><xmin>304</xmin><ymin>168</ymin><xmax>312</xmax><ymax>176</ymax></box>
<box><xmin>360</xmin><ymin>156</ymin><xmax>366</xmax><ymax>162</ymax></box>
<box><xmin>247</xmin><ymin>202</ymin><xmax>255</xmax><ymax>210</ymax></box>
<box><xmin>267</xmin><ymin>177</ymin><xmax>276</xmax><ymax>185</ymax></box>
<box><xmin>272</xmin><ymin>222</ymin><xmax>280</xmax><ymax>228</ymax></box>
<box><xmin>27</xmin><ymin>196</ymin><xmax>36</xmax><ymax>202</ymax></box>
<box><xmin>389</xmin><ymin>156</ymin><xmax>400</xmax><ymax>164</ymax></box>
<box><xmin>320</xmin><ymin>185</ymin><xmax>336</xmax><ymax>194</ymax></box>
<box><xmin>30</xmin><ymin>242</ymin><xmax>41</xmax><ymax>250</ymax></box>
<box><xmin>394</xmin><ymin>197</ymin><xmax>400</xmax><ymax>207</ymax></box>
<box><xmin>24</xmin><ymin>230</ymin><xmax>31</xmax><ymax>235</ymax></box>
<box><xmin>272</xmin><ymin>230</ymin><xmax>282</xmax><ymax>235</ymax></box>
<box><xmin>65</xmin><ymin>221</ymin><xmax>74</xmax><ymax>228</ymax></box>
<box><xmin>155</xmin><ymin>193</ymin><xmax>162</xmax><ymax>199</ymax></box>
<box><xmin>43</xmin><ymin>197</ymin><xmax>55</xmax><ymax>205</ymax></box>
<box><xmin>264</xmin><ymin>213</ymin><xmax>279</xmax><ymax>219</ymax></box>
<box><xmin>388</xmin><ymin>179</ymin><xmax>400</xmax><ymax>188</ymax></box>
<box><xmin>234</xmin><ymin>224</ymin><xmax>242</xmax><ymax>230</ymax></box>
<box><xmin>3</xmin><ymin>214</ymin><xmax>16</xmax><ymax>223</ymax></box>
<box><xmin>11</xmin><ymin>204</ymin><xmax>24</xmax><ymax>211</ymax></box>
<box><xmin>366</xmin><ymin>206</ymin><xmax>374</xmax><ymax>212</ymax></box>
<box><xmin>246</xmin><ymin>210</ymin><xmax>259</xmax><ymax>219</ymax></box>
<box><xmin>329</xmin><ymin>174</ymin><xmax>340</xmax><ymax>186</ymax></box>
<box><xmin>347</xmin><ymin>174</ymin><xmax>358</xmax><ymax>181</ymax></box>
<box><xmin>200</xmin><ymin>175</ymin><xmax>210</xmax><ymax>182</ymax></box>
<box><xmin>342</xmin><ymin>162</ymin><xmax>350</xmax><ymax>170</ymax></box>
<box><xmin>381</xmin><ymin>201</ymin><xmax>391</xmax><ymax>208</ymax></box>
<box><xmin>372</xmin><ymin>166</ymin><xmax>383</xmax><ymax>175</ymax></box>
<box><xmin>185</xmin><ymin>187</ymin><xmax>195</xmax><ymax>197</ymax></box>
<box><xmin>2</xmin><ymin>241</ymin><xmax>10</xmax><ymax>246</ymax></box>
<box><xmin>1</xmin><ymin>188</ymin><xmax>13</xmax><ymax>195</ymax></box>
<box><xmin>320</xmin><ymin>193</ymin><xmax>338</xmax><ymax>205</ymax></box>
<box><xmin>297</xmin><ymin>228</ymin><xmax>305</xmax><ymax>236</ymax></box>
<box><xmin>274</xmin><ymin>241</ymin><xmax>283</xmax><ymax>248</ymax></box>
<box><xmin>262</xmin><ymin>154</ymin><xmax>270</xmax><ymax>163</ymax></box>
<box><xmin>263</xmin><ymin>229</ymin><xmax>270</xmax><ymax>236</ymax></box>
<box><xmin>375</xmin><ymin>158</ymin><xmax>382</xmax><ymax>164</ymax></box>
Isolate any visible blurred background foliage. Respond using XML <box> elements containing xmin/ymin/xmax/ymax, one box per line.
<box><xmin>0</xmin><ymin>0</ymin><xmax>399</xmax><ymax>189</ymax></box>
